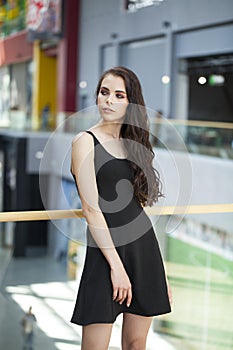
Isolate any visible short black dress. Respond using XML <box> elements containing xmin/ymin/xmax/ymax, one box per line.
<box><xmin>71</xmin><ymin>130</ymin><xmax>171</xmax><ymax>326</ymax></box>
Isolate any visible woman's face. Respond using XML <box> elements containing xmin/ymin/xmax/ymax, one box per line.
<box><xmin>97</xmin><ymin>74</ymin><xmax>129</xmax><ymax>123</ymax></box>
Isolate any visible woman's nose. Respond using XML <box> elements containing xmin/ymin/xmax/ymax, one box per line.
<box><xmin>106</xmin><ymin>94</ymin><xmax>114</xmax><ymax>104</ymax></box>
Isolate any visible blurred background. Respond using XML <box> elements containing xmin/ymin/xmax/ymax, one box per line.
<box><xmin>0</xmin><ymin>1</ymin><xmax>233</xmax><ymax>349</ymax></box>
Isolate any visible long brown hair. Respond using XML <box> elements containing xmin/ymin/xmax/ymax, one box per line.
<box><xmin>95</xmin><ymin>66</ymin><xmax>163</xmax><ymax>206</ymax></box>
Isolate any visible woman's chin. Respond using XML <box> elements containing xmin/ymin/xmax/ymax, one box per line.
<box><xmin>101</xmin><ymin>115</ymin><xmax>125</xmax><ymax>123</ymax></box>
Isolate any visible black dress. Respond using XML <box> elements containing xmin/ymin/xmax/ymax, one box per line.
<box><xmin>71</xmin><ymin>130</ymin><xmax>171</xmax><ymax>326</ymax></box>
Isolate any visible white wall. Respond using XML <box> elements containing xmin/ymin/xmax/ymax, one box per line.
<box><xmin>77</xmin><ymin>0</ymin><xmax>233</xmax><ymax>114</ymax></box>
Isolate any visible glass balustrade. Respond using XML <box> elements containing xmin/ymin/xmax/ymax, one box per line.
<box><xmin>149</xmin><ymin>118</ymin><xmax>233</xmax><ymax>160</ymax></box>
<box><xmin>153</xmin><ymin>213</ymin><xmax>233</xmax><ymax>350</ymax></box>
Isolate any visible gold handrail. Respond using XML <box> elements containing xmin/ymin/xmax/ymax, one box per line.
<box><xmin>150</xmin><ymin>118</ymin><xmax>233</xmax><ymax>130</ymax></box>
<box><xmin>0</xmin><ymin>203</ymin><xmax>232</xmax><ymax>222</ymax></box>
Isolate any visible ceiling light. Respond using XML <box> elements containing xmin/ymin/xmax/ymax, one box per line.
<box><xmin>198</xmin><ymin>76</ymin><xmax>207</xmax><ymax>85</ymax></box>
<box><xmin>161</xmin><ymin>75</ymin><xmax>170</xmax><ymax>84</ymax></box>
<box><xmin>79</xmin><ymin>81</ymin><xmax>87</xmax><ymax>89</ymax></box>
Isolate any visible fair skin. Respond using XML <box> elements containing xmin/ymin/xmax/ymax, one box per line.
<box><xmin>72</xmin><ymin>74</ymin><xmax>171</xmax><ymax>349</ymax></box>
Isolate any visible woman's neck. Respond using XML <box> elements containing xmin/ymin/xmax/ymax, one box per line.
<box><xmin>96</xmin><ymin>120</ymin><xmax>123</xmax><ymax>139</ymax></box>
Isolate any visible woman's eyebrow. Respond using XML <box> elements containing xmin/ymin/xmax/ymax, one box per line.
<box><xmin>100</xmin><ymin>86</ymin><xmax>126</xmax><ymax>94</ymax></box>
<box><xmin>115</xmin><ymin>90</ymin><xmax>126</xmax><ymax>94</ymax></box>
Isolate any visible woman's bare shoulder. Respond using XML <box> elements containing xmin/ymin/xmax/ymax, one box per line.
<box><xmin>72</xmin><ymin>131</ymin><xmax>93</xmax><ymax>146</ymax></box>
<box><xmin>71</xmin><ymin>131</ymin><xmax>95</xmax><ymax>160</ymax></box>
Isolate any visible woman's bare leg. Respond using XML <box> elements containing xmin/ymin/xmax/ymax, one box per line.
<box><xmin>81</xmin><ymin>323</ymin><xmax>113</xmax><ymax>350</ymax></box>
<box><xmin>121</xmin><ymin>313</ymin><xmax>153</xmax><ymax>350</ymax></box>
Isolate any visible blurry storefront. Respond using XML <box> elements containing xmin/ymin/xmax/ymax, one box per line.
<box><xmin>0</xmin><ymin>1</ymin><xmax>33</xmax><ymax>129</ymax></box>
<box><xmin>0</xmin><ymin>0</ymin><xmax>80</xmax><ymax>131</ymax></box>
<box><xmin>0</xmin><ymin>1</ymin><xmax>81</xmax><ymax>257</ymax></box>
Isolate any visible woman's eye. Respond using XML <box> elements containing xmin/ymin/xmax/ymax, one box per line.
<box><xmin>100</xmin><ymin>90</ymin><xmax>108</xmax><ymax>95</ymax></box>
<box><xmin>116</xmin><ymin>94</ymin><xmax>124</xmax><ymax>99</ymax></box>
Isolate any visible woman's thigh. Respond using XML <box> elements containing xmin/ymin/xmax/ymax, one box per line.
<box><xmin>81</xmin><ymin>323</ymin><xmax>113</xmax><ymax>350</ymax></box>
<box><xmin>121</xmin><ymin>313</ymin><xmax>153</xmax><ymax>350</ymax></box>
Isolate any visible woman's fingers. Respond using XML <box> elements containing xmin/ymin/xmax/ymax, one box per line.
<box><xmin>166</xmin><ymin>278</ymin><xmax>173</xmax><ymax>305</ymax></box>
<box><xmin>113</xmin><ymin>287</ymin><xmax>132</xmax><ymax>306</ymax></box>
<box><xmin>110</xmin><ymin>267</ymin><xmax>132</xmax><ymax>306</ymax></box>
<box><xmin>112</xmin><ymin>288</ymin><xmax>118</xmax><ymax>301</ymax></box>
<box><xmin>116</xmin><ymin>289</ymin><xmax>127</xmax><ymax>304</ymax></box>
<box><xmin>167</xmin><ymin>282</ymin><xmax>173</xmax><ymax>305</ymax></box>
<box><xmin>126</xmin><ymin>286</ymin><xmax>132</xmax><ymax>307</ymax></box>
<box><xmin>115</xmin><ymin>289</ymin><xmax>123</xmax><ymax>302</ymax></box>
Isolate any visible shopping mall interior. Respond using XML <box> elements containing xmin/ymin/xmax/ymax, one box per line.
<box><xmin>0</xmin><ymin>1</ymin><xmax>233</xmax><ymax>349</ymax></box>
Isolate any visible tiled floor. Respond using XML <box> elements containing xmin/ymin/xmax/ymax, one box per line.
<box><xmin>0</xmin><ymin>248</ymin><xmax>176</xmax><ymax>350</ymax></box>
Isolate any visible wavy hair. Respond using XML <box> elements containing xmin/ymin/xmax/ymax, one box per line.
<box><xmin>95</xmin><ymin>66</ymin><xmax>163</xmax><ymax>206</ymax></box>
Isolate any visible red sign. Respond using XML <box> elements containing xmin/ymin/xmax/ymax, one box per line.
<box><xmin>27</xmin><ymin>0</ymin><xmax>61</xmax><ymax>34</ymax></box>
<box><xmin>27</xmin><ymin>1</ymin><xmax>49</xmax><ymax>30</ymax></box>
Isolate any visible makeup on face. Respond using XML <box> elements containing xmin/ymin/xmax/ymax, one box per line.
<box><xmin>97</xmin><ymin>74</ymin><xmax>129</xmax><ymax>121</ymax></box>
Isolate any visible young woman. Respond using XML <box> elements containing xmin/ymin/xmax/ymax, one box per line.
<box><xmin>71</xmin><ymin>66</ymin><xmax>172</xmax><ymax>350</ymax></box>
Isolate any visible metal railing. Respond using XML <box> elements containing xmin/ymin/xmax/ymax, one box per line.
<box><xmin>0</xmin><ymin>203</ymin><xmax>233</xmax><ymax>222</ymax></box>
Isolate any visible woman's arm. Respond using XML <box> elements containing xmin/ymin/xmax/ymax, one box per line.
<box><xmin>71</xmin><ymin>132</ymin><xmax>132</xmax><ymax>307</ymax></box>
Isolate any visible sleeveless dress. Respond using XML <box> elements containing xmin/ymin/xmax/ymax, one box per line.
<box><xmin>71</xmin><ymin>130</ymin><xmax>171</xmax><ymax>326</ymax></box>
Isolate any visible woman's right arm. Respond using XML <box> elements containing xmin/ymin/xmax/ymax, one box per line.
<box><xmin>71</xmin><ymin>132</ymin><xmax>132</xmax><ymax>307</ymax></box>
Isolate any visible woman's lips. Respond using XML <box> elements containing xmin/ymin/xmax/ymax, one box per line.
<box><xmin>102</xmin><ymin>107</ymin><xmax>115</xmax><ymax>113</ymax></box>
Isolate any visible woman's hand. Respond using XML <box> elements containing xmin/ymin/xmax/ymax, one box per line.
<box><xmin>111</xmin><ymin>265</ymin><xmax>132</xmax><ymax>307</ymax></box>
<box><xmin>166</xmin><ymin>278</ymin><xmax>173</xmax><ymax>306</ymax></box>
